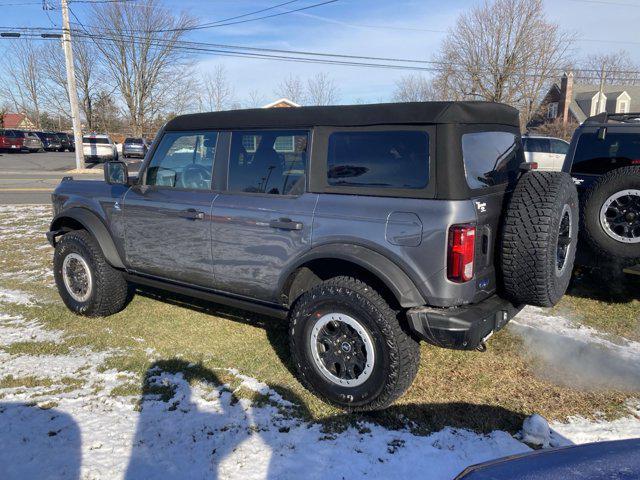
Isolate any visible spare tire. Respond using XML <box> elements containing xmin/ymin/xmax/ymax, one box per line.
<box><xmin>501</xmin><ymin>171</ymin><xmax>578</xmax><ymax>307</ymax></box>
<box><xmin>580</xmin><ymin>166</ymin><xmax>640</xmax><ymax>266</ymax></box>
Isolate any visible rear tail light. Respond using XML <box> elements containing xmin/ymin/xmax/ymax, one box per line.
<box><xmin>447</xmin><ymin>224</ymin><xmax>476</xmax><ymax>283</ymax></box>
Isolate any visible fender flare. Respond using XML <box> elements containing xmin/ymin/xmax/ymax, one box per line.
<box><xmin>280</xmin><ymin>243</ymin><xmax>426</xmax><ymax>308</ymax></box>
<box><xmin>49</xmin><ymin>208</ymin><xmax>125</xmax><ymax>269</ymax></box>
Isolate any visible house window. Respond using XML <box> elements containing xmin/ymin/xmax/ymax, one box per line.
<box><xmin>619</xmin><ymin>101</ymin><xmax>629</xmax><ymax>114</ymax></box>
<box><xmin>547</xmin><ymin>102</ymin><xmax>558</xmax><ymax>119</ymax></box>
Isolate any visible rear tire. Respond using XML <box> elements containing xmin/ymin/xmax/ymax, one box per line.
<box><xmin>580</xmin><ymin>166</ymin><xmax>640</xmax><ymax>266</ymax></box>
<box><xmin>289</xmin><ymin>276</ymin><xmax>420</xmax><ymax>411</ymax></box>
<box><xmin>501</xmin><ymin>172</ymin><xmax>578</xmax><ymax>307</ymax></box>
<box><xmin>54</xmin><ymin>230</ymin><xmax>131</xmax><ymax>317</ymax></box>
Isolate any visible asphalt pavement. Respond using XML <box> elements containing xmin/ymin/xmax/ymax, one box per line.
<box><xmin>0</xmin><ymin>151</ymin><xmax>141</xmax><ymax>205</ymax></box>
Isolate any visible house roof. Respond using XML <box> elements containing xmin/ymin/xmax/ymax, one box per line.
<box><xmin>165</xmin><ymin>101</ymin><xmax>520</xmax><ymax>131</ymax></box>
<box><xmin>2</xmin><ymin>113</ymin><xmax>29</xmax><ymax>129</ymax></box>
<box><xmin>262</xmin><ymin>98</ymin><xmax>301</xmax><ymax>108</ymax></box>
<box><xmin>568</xmin><ymin>84</ymin><xmax>640</xmax><ymax>122</ymax></box>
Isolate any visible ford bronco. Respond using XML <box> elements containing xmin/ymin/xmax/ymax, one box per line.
<box><xmin>48</xmin><ymin>102</ymin><xmax>579</xmax><ymax>410</ymax></box>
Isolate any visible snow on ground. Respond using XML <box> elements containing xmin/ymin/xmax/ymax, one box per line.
<box><xmin>0</xmin><ymin>291</ymin><xmax>639</xmax><ymax>479</ymax></box>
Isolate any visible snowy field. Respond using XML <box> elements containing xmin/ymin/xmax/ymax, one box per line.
<box><xmin>1</xmin><ymin>205</ymin><xmax>639</xmax><ymax>480</ymax></box>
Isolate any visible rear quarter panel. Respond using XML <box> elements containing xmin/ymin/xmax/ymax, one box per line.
<box><xmin>311</xmin><ymin>194</ymin><xmax>485</xmax><ymax>307</ymax></box>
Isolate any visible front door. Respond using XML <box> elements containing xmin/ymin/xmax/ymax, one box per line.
<box><xmin>124</xmin><ymin>130</ymin><xmax>219</xmax><ymax>287</ymax></box>
<box><xmin>211</xmin><ymin>129</ymin><xmax>317</xmax><ymax>302</ymax></box>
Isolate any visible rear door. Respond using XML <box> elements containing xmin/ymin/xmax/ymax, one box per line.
<box><xmin>123</xmin><ymin>130</ymin><xmax>220</xmax><ymax>287</ymax></box>
<box><xmin>461</xmin><ymin>129</ymin><xmax>524</xmax><ymax>297</ymax></box>
<box><xmin>549</xmin><ymin>138</ymin><xmax>570</xmax><ymax>170</ymax></box>
<box><xmin>210</xmin><ymin>129</ymin><xmax>317</xmax><ymax>302</ymax></box>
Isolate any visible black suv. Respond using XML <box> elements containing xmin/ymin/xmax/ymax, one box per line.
<box><xmin>563</xmin><ymin>112</ymin><xmax>640</xmax><ymax>265</ymax></box>
<box><xmin>56</xmin><ymin>132</ymin><xmax>75</xmax><ymax>152</ymax></box>
<box><xmin>48</xmin><ymin>102</ymin><xmax>579</xmax><ymax>410</ymax></box>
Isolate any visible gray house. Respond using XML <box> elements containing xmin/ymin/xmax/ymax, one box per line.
<box><xmin>530</xmin><ymin>72</ymin><xmax>640</xmax><ymax>128</ymax></box>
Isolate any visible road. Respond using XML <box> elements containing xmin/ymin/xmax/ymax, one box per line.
<box><xmin>0</xmin><ymin>152</ymin><xmax>141</xmax><ymax>204</ymax></box>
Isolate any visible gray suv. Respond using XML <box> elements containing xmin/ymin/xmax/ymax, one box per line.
<box><xmin>48</xmin><ymin>102</ymin><xmax>579</xmax><ymax>410</ymax></box>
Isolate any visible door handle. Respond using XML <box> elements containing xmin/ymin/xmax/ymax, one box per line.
<box><xmin>269</xmin><ymin>218</ymin><xmax>303</xmax><ymax>231</ymax></box>
<box><xmin>179</xmin><ymin>208</ymin><xmax>205</xmax><ymax>220</ymax></box>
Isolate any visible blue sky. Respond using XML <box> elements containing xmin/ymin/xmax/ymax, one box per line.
<box><xmin>2</xmin><ymin>0</ymin><xmax>640</xmax><ymax>104</ymax></box>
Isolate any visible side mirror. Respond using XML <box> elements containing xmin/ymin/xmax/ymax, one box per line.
<box><xmin>104</xmin><ymin>161</ymin><xmax>129</xmax><ymax>185</ymax></box>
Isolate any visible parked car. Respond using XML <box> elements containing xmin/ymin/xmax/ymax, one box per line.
<box><xmin>563</xmin><ymin>112</ymin><xmax>640</xmax><ymax>266</ymax></box>
<box><xmin>0</xmin><ymin>129</ymin><xmax>25</xmax><ymax>153</ymax></box>
<box><xmin>17</xmin><ymin>131</ymin><xmax>43</xmax><ymax>153</ymax></box>
<box><xmin>48</xmin><ymin>102</ymin><xmax>578</xmax><ymax>411</ymax></box>
<box><xmin>122</xmin><ymin>137</ymin><xmax>149</xmax><ymax>159</ymax></box>
<box><xmin>56</xmin><ymin>132</ymin><xmax>75</xmax><ymax>152</ymax></box>
<box><xmin>522</xmin><ymin>135</ymin><xmax>570</xmax><ymax>171</ymax></box>
<box><xmin>456</xmin><ymin>438</ymin><xmax>640</xmax><ymax>479</ymax></box>
<box><xmin>33</xmin><ymin>131</ymin><xmax>63</xmax><ymax>151</ymax></box>
<box><xmin>82</xmin><ymin>134</ymin><xmax>118</xmax><ymax>163</ymax></box>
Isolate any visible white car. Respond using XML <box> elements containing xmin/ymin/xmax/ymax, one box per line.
<box><xmin>522</xmin><ymin>135</ymin><xmax>570</xmax><ymax>171</ymax></box>
<box><xmin>82</xmin><ymin>134</ymin><xmax>118</xmax><ymax>163</ymax></box>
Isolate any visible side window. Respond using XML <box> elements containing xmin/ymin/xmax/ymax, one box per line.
<box><xmin>327</xmin><ymin>130</ymin><xmax>429</xmax><ymax>189</ymax></box>
<box><xmin>572</xmin><ymin>132</ymin><xmax>640</xmax><ymax>174</ymax></box>
<box><xmin>228</xmin><ymin>130</ymin><xmax>308</xmax><ymax>195</ymax></box>
<box><xmin>524</xmin><ymin>138</ymin><xmax>549</xmax><ymax>153</ymax></box>
<box><xmin>145</xmin><ymin>131</ymin><xmax>217</xmax><ymax>190</ymax></box>
<box><xmin>550</xmin><ymin>139</ymin><xmax>569</xmax><ymax>155</ymax></box>
<box><xmin>462</xmin><ymin>132</ymin><xmax>521</xmax><ymax>189</ymax></box>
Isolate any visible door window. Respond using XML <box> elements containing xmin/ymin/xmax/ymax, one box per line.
<box><xmin>550</xmin><ymin>139</ymin><xmax>569</xmax><ymax>155</ymax></box>
<box><xmin>228</xmin><ymin>130</ymin><xmax>308</xmax><ymax>195</ymax></box>
<box><xmin>326</xmin><ymin>130</ymin><xmax>429</xmax><ymax>189</ymax></box>
<box><xmin>523</xmin><ymin>137</ymin><xmax>549</xmax><ymax>153</ymax></box>
<box><xmin>462</xmin><ymin>132</ymin><xmax>521</xmax><ymax>189</ymax></box>
<box><xmin>571</xmin><ymin>132</ymin><xmax>640</xmax><ymax>174</ymax></box>
<box><xmin>145</xmin><ymin>131</ymin><xmax>218</xmax><ymax>190</ymax></box>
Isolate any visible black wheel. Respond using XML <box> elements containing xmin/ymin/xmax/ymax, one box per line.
<box><xmin>580</xmin><ymin>166</ymin><xmax>640</xmax><ymax>266</ymax></box>
<box><xmin>53</xmin><ymin>230</ymin><xmax>131</xmax><ymax>317</ymax></box>
<box><xmin>501</xmin><ymin>171</ymin><xmax>579</xmax><ymax>307</ymax></box>
<box><xmin>289</xmin><ymin>276</ymin><xmax>420</xmax><ymax>411</ymax></box>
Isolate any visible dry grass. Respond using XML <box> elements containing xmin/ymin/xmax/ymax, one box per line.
<box><xmin>0</xmin><ymin>206</ymin><xmax>638</xmax><ymax>434</ymax></box>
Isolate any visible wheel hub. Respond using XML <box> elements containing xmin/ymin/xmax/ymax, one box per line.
<box><xmin>62</xmin><ymin>253</ymin><xmax>93</xmax><ymax>302</ymax></box>
<box><xmin>310</xmin><ymin>313</ymin><xmax>375</xmax><ymax>387</ymax></box>
<box><xmin>600</xmin><ymin>189</ymin><xmax>640</xmax><ymax>244</ymax></box>
<box><xmin>556</xmin><ymin>204</ymin><xmax>573</xmax><ymax>276</ymax></box>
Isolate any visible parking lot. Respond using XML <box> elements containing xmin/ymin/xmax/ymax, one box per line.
<box><xmin>0</xmin><ymin>151</ymin><xmax>141</xmax><ymax>204</ymax></box>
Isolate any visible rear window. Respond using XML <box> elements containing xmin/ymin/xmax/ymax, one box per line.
<box><xmin>83</xmin><ymin>137</ymin><xmax>109</xmax><ymax>145</ymax></box>
<box><xmin>572</xmin><ymin>132</ymin><xmax>640</xmax><ymax>174</ymax></box>
<box><xmin>326</xmin><ymin>130</ymin><xmax>429</xmax><ymax>189</ymax></box>
<box><xmin>125</xmin><ymin>138</ymin><xmax>143</xmax><ymax>144</ymax></box>
<box><xmin>523</xmin><ymin>137</ymin><xmax>549</xmax><ymax>153</ymax></box>
<box><xmin>462</xmin><ymin>132</ymin><xmax>521</xmax><ymax>189</ymax></box>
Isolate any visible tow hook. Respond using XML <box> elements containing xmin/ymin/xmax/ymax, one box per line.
<box><xmin>476</xmin><ymin>331</ymin><xmax>494</xmax><ymax>352</ymax></box>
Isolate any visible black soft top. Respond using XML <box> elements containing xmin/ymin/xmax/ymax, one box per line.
<box><xmin>165</xmin><ymin>101</ymin><xmax>520</xmax><ymax>131</ymax></box>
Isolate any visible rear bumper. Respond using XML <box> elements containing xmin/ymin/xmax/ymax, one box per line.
<box><xmin>406</xmin><ymin>295</ymin><xmax>523</xmax><ymax>350</ymax></box>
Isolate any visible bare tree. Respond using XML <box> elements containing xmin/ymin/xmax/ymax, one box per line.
<box><xmin>42</xmin><ymin>39</ymin><xmax>104</xmax><ymax>130</ymax></box>
<box><xmin>275</xmin><ymin>74</ymin><xmax>306</xmax><ymax>104</ymax></box>
<box><xmin>433</xmin><ymin>0</ymin><xmax>573</xmax><ymax>125</ymax></box>
<box><xmin>200</xmin><ymin>65</ymin><xmax>234</xmax><ymax>111</ymax></box>
<box><xmin>306</xmin><ymin>72</ymin><xmax>339</xmax><ymax>106</ymax></box>
<box><xmin>577</xmin><ymin>50</ymin><xmax>640</xmax><ymax>85</ymax></box>
<box><xmin>89</xmin><ymin>0</ymin><xmax>195</xmax><ymax>136</ymax></box>
<box><xmin>245</xmin><ymin>89</ymin><xmax>266</xmax><ymax>108</ymax></box>
<box><xmin>2</xmin><ymin>39</ymin><xmax>46</xmax><ymax>128</ymax></box>
<box><xmin>392</xmin><ymin>74</ymin><xmax>437</xmax><ymax>102</ymax></box>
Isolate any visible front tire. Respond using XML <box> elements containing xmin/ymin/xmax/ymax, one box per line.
<box><xmin>289</xmin><ymin>276</ymin><xmax>420</xmax><ymax>411</ymax></box>
<box><xmin>54</xmin><ymin>230</ymin><xmax>131</xmax><ymax>317</ymax></box>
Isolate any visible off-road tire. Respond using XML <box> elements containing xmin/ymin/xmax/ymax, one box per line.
<box><xmin>54</xmin><ymin>230</ymin><xmax>131</xmax><ymax>317</ymax></box>
<box><xmin>501</xmin><ymin>171</ymin><xmax>579</xmax><ymax>307</ymax></box>
<box><xmin>289</xmin><ymin>276</ymin><xmax>420</xmax><ymax>411</ymax></box>
<box><xmin>580</xmin><ymin>166</ymin><xmax>640</xmax><ymax>266</ymax></box>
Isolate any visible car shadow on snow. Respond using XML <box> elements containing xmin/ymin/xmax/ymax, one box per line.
<box><xmin>134</xmin><ymin>286</ymin><xmax>528</xmax><ymax>434</ymax></box>
<box><xmin>0</xmin><ymin>402</ymin><xmax>81</xmax><ymax>480</ymax></box>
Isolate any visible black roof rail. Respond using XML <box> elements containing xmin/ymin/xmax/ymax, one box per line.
<box><xmin>584</xmin><ymin>112</ymin><xmax>640</xmax><ymax>124</ymax></box>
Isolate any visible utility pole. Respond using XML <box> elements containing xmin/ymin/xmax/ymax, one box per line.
<box><xmin>597</xmin><ymin>64</ymin><xmax>607</xmax><ymax>116</ymax></box>
<box><xmin>60</xmin><ymin>0</ymin><xmax>85</xmax><ymax>169</ymax></box>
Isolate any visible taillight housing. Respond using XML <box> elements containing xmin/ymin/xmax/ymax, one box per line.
<box><xmin>447</xmin><ymin>224</ymin><xmax>476</xmax><ymax>283</ymax></box>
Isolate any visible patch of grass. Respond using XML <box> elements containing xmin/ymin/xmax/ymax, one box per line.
<box><xmin>0</xmin><ymin>374</ymin><xmax>83</xmax><ymax>393</ymax></box>
<box><xmin>3</xmin><ymin>341</ymin><xmax>70</xmax><ymax>356</ymax></box>
<box><xmin>1</xmin><ymin>209</ymin><xmax>638</xmax><ymax>434</ymax></box>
